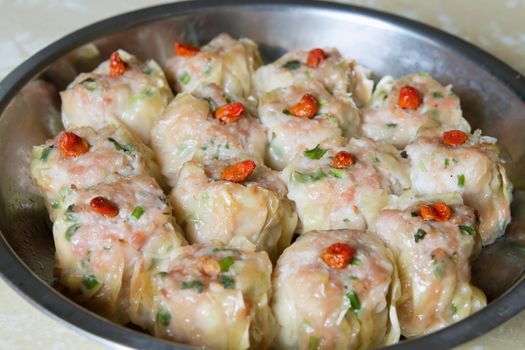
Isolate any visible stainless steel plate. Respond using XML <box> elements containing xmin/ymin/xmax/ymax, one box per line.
<box><xmin>1</xmin><ymin>1</ymin><xmax>525</xmax><ymax>349</ymax></box>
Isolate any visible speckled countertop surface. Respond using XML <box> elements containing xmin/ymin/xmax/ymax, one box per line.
<box><xmin>1</xmin><ymin>0</ymin><xmax>525</xmax><ymax>349</ymax></box>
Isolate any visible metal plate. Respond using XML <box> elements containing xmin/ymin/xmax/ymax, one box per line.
<box><xmin>1</xmin><ymin>1</ymin><xmax>525</xmax><ymax>349</ymax></box>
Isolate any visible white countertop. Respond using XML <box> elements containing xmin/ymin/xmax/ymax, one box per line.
<box><xmin>1</xmin><ymin>0</ymin><xmax>525</xmax><ymax>349</ymax></box>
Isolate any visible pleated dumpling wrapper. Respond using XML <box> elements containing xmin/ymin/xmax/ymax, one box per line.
<box><xmin>132</xmin><ymin>244</ymin><xmax>276</xmax><ymax>350</ymax></box>
<box><xmin>53</xmin><ymin>176</ymin><xmax>186</xmax><ymax>323</ymax></box>
<box><xmin>30</xmin><ymin>126</ymin><xmax>162</xmax><ymax>221</ymax></box>
<box><xmin>362</xmin><ymin>73</ymin><xmax>471</xmax><ymax>148</ymax></box>
<box><xmin>375</xmin><ymin>199</ymin><xmax>486</xmax><ymax>338</ymax></box>
<box><xmin>258</xmin><ymin>79</ymin><xmax>361</xmax><ymax>170</ymax></box>
<box><xmin>151</xmin><ymin>92</ymin><xmax>267</xmax><ymax>186</ymax></box>
<box><xmin>253</xmin><ymin>47</ymin><xmax>374</xmax><ymax>107</ymax></box>
<box><xmin>166</xmin><ymin>33</ymin><xmax>262</xmax><ymax>101</ymax></box>
<box><xmin>406</xmin><ymin>129</ymin><xmax>512</xmax><ymax>245</ymax></box>
<box><xmin>61</xmin><ymin>49</ymin><xmax>173</xmax><ymax>144</ymax></box>
<box><xmin>169</xmin><ymin>158</ymin><xmax>297</xmax><ymax>261</ymax></box>
<box><xmin>281</xmin><ymin>137</ymin><xmax>410</xmax><ymax>233</ymax></box>
<box><xmin>272</xmin><ymin>229</ymin><xmax>400</xmax><ymax>350</ymax></box>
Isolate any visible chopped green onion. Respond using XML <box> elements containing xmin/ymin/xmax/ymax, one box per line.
<box><xmin>444</xmin><ymin>158</ymin><xmax>450</xmax><ymax>167</ymax></box>
<box><xmin>386</xmin><ymin>123</ymin><xmax>397</xmax><ymax>128</ymax></box>
<box><xmin>179</xmin><ymin>72</ymin><xmax>191</xmax><ymax>85</ymax></box>
<box><xmin>282</xmin><ymin>109</ymin><xmax>291</xmax><ymax>115</ymax></box>
<box><xmin>80</xmin><ymin>77</ymin><xmax>97</xmax><ymax>91</ymax></box>
<box><xmin>459</xmin><ymin>225</ymin><xmax>476</xmax><ymax>236</ymax></box>
<box><xmin>156</xmin><ymin>310</ymin><xmax>171</xmax><ymax>327</ymax></box>
<box><xmin>65</xmin><ymin>224</ymin><xmax>80</xmax><ymax>241</ymax></box>
<box><xmin>350</xmin><ymin>257</ymin><xmax>361</xmax><ymax>265</ymax></box>
<box><xmin>293</xmin><ymin>169</ymin><xmax>327</xmax><ymax>183</ymax></box>
<box><xmin>372</xmin><ymin>157</ymin><xmax>381</xmax><ymax>164</ymax></box>
<box><xmin>457</xmin><ymin>174</ymin><xmax>465</xmax><ymax>188</ymax></box>
<box><xmin>346</xmin><ymin>291</ymin><xmax>361</xmax><ymax>311</ymax></box>
<box><xmin>181</xmin><ymin>280</ymin><xmax>205</xmax><ymax>293</ymax></box>
<box><xmin>432</xmin><ymin>92</ymin><xmax>444</xmax><ymax>99</ymax></box>
<box><xmin>282</xmin><ymin>60</ymin><xmax>301</xmax><ymax>70</ymax></box>
<box><xmin>329</xmin><ymin>168</ymin><xmax>344</xmax><ymax>179</ymax></box>
<box><xmin>40</xmin><ymin>146</ymin><xmax>54</xmax><ymax>162</ymax></box>
<box><xmin>308</xmin><ymin>336</ymin><xmax>321</xmax><ymax>350</ymax></box>
<box><xmin>218</xmin><ymin>256</ymin><xmax>235</xmax><ymax>272</ymax></box>
<box><xmin>82</xmin><ymin>275</ymin><xmax>99</xmax><ymax>289</ymax></box>
<box><xmin>414</xmin><ymin>228</ymin><xmax>427</xmax><ymax>243</ymax></box>
<box><xmin>433</xmin><ymin>259</ymin><xmax>445</xmax><ymax>278</ymax></box>
<box><xmin>65</xmin><ymin>204</ymin><xmax>76</xmax><ymax>222</ymax></box>
<box><xmin>131</xmin><ymin>206</ymin><xmax>144</xmax><ymax>220</ymax></box>
<box><xmin>411</xmin><ymin>211</ymin><xmax>419</xmax><ymax>217</ymax></box>
<box><xmin>343</xmin><ymin>218</ymin><xmax>351</xmax><ymax>224</ymax></box>
<box><xmin>220</xmin><ymin>274</ymin><xmax>235</xmax><ymax>289</ymax></box>
<box><xmin>451</xmin><ymin>303</ymin><xmax>458</xmax><ymax>315</ymax></box>
<box><xmin>304</xmin><ymin>145</ymin><xmax>327</xmax><ymax>160</ymax></box>
<box><xmin>107</xmin><ymin>137</ymin><xmax>134</xmax><ymax>154</ymax></box>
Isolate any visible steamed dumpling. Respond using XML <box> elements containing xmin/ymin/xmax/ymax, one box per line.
<box><xmin>375</xmin><ymin>203</ymin><xmax>486</xmax><ymax>337</ymax></box>
<box><xmin>166</xmin><ymin>33</ymin><xmax>262</xmax><ymax>100</ymax></box>
<box><xmin>151</xmin><ymin>93</ymin><xmax>267</xmax><ymax>186</ymax></box>
<box><xmin>258</xmin><ymin>79</ymin><xmax>361</xmax><ymax>170</ymax></box>
<box><xmin>281</xmin><ymin>137</ymin><xmax>410</xmax><ymax>233</ymax></box>
<box><xmin>52</xmin><ymin>176</ymin><xmax>186</xmax><ymax>323</ymax></box>
<box><xmin>169</xmin><ymin>159</ymin><xmax>297</xmax><ymax>260</ymax></box>
<box><xmin>406</xmin><ymin>130</ymin><xmax>512</xmax><ymax>245</ymax></box>
<box><xmin>253</xmin><ymin>48</ymin><xmax>374</xmax><ymax>107</ymax></box>
<box><xmin>272</xmin><ymin>229</ymin><xmax>400</xmax><ymax>350</ymax></box>
<box><xmin>362</xmin><ymin>73</ymin><xmax>471</xmax><ymax>148</ymax></box>
<box><xmin>30</xmin><ymin>126</ymin><xmax>161</xmax><ymax>220</ymax></box>
<box><xmin>132</xmin><ymin>244</ymin><xmax>275</xmax><ymax>350</ymax></box>
<box><xmin>61</xmin><ymin>50</ymin><xmax>173</xmax><ymax>144</ymax></box>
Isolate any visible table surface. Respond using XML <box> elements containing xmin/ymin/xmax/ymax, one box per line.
<box><xmin>1</xmin><ymin>0</ymin><xmax>525</xmax><ymax>349</ymax></box>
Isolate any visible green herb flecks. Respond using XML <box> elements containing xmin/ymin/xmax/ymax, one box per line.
<box><xmin>181</xmin><ymin>280</ymin><xmax>205</xmax><ymax>293</ymax></box>
<box><xmin>40</xmin><ymin>146</ymin><xmax>54</xmax><ymax>162</ymax></box>
<box><xmin>346</xmin><ymin>291</ymin><xmax>361</xmax><ymax>312</ymax></box>
<box><xmin>444</xmin><ymin>158</ymin><xmax>450</xmax><ymax>168</ymax></box>
<box><xmin>282</xmin><ymin>60</ymin><xmax>301</xmax><ymax>70</ymax></box>
<box><xmin>372</xmin><ymin>157</ymin><xmax>381</xmax><ymax>164</ymax></box>
<box><xmin>414</xmin><ymin>228</ymin><xmax>427</xmax><ymax>243</ymax></box>
<box><xmin>457</xmin><ymin>174</ymin><xmax>465</xmax><ymax>188</ymax></box>
<box><xmin>411</xmin><ymin>211</ymin><xmax>419</xmax><ymax>217</ymax></box>
<box><xmin>82</xmin><ymin>275</ymin><xmax>99</xmax><ymax>289</ymax></box>
<box><xmin>107</xmin><ymin>137</ymin><xmax>134</xmax><ymax>155</ymax></box>
<box><xmin>131</xmin><ymin>206</ymin><xmax>144</xmax><ymax>220</ymax></box>
<box><xmin>308</xmin><ymin>336</ymin><xmax>321</xmax><ymax>350</ymax></box>
<box><xmin>156</xmin><ymin>309</ymin><xmax>171</xmax><ymax>327</ymax></box>
<box><xmin>218</xmin><ymin>256</ymin><xmax>235</xmax><ymax>272</ymax></box>
<box><xmin>80</xmin><ymin>77</ymin><xmax>97</xmax><ymax>92</ymax></box>
<box><xmin>220</xmin><ymin>274</ymin><xmax>235</xmax><ymax>289</ymax></box>
<box><xmin>451</xmin><ymin>303</ymin><xmax>458</xmax><ymax>315</ymax></box>
<box><xmin>350</xmin><ymin>257</ymin><xmax>361</xmax><ymax>266</ymax></box>
<box><xmin>65</xmin><ymin>224</ymin><xmax>81</xmax><ymax>241</ymax></box>
<box><xmin>386</xmin><ymin>123</ymin><xmax>398</xmax><ymax>128</ymax></box>
<box><xmin>179</xmin><ymin>71</ymin><xmax>191</xmax><ymax>85</ymax></box>
<box><xmin>432</xmin><ymin>92</ymin><xmax>444</xmax><ymax>99</ymax></box>
<box><xmin>432</xmin><ymin>257</ymin><xmax>445</xmax><ymax>278</ymax></box>
<box><xmin>304</xmin><ymin>145</ymin><xmax>327</xmax><ymax>160</ymax></box>
<box><xmin>329</xmin><ymin>168</ymin><xmax>344</xmax><ymax>179</ymax></box>
<box><xmin>65</xmin><ymin>204</ymin><xmax>76</xmax><ymax>222</ymax></box>
<box><xmin>459</xmin><ymin>225</ymin><xmax>476</xmax><ymax>236</ymax></box>
<box><xmin>293</xmin><ymin>169</ymin><xmax>327</xmax><ymax>183</ymax></box>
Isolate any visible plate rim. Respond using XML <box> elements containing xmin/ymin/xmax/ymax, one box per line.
<box><xmin>1</xmin><ymin>1</ymin><xmax>524</xmax><ymax>349</ymax></box>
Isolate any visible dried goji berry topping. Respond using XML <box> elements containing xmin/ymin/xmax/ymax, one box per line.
<box><xmin>59</xmin><ymin>132</ymin><xmax>89</xmax><ymax>158</ymax></box>
<box><xmin>331</xmin><ymin>151</ymin><xmax>355</xmax><ymax>169</ymax></box>
<box><xmin>89</xmin><ymin>196</ymin><xmax>119</xmax><ymax>217</ymax></box>
<box><xmin>442</xmin><ymin>130</ymin><xmax>468</xmax><ymax>147</ymax></box>
<box><xmin>307</xmin><ymin>48</ymin><xmax>325</xmax><ymax>68</ymax></box>
<box><xmin>288</xmin><ymin>93</ymin><xmax>318</xmax><ymax>119</ymax></box>
<box><xmin>109</xmin><ymin>52</ymin><xmax>129</xmax><ymax>77</ymax></box>
<box><xmin>321</xmin><ymin>242</ymin><xmax>354</xmax><ymax>269</ymax></box>
<box><xmin>220</xmin><ymin>160</ymin><xmax>256</xmax><ymax>183</ymax></box>
<box><xmin>174</xmin><ymin>42</ymin><xmax>200</xmax><ymax>57</ymax></box>
<box><xmin>419</xmin><ymin>203</ymin><xmax>452</xmax><ymax>222</ymax></box>
<box><xmin>215</xmin><ymin>102</ymin><xmax>245</xmax><ymax>123</ymax></box>
<box><xmin>398</xmin><ymin>85</ymin><xmax>422</xmax><ymax>110</ymax></box>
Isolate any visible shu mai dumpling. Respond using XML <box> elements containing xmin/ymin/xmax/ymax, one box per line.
<box><xmin>61</xmin><ymin>49</ymin><xmax>173</xmax><ymax>144</ymax></box>
<box><xmin>169</xmin><ymin>158</ymin><xmax>297</xmax><ymax>260</ymax></box>
<box><xmin>375</xmin><ymin>201</ymin><xmax>486</xmax><ymax>337</ymax></box>
<box><xmin>52</xmin><ymin>176</ymin><xmax>185</xmax><ymax>323</ymax></box>
<box><xmin>132</xmin><ymin>244</ymin><xmax>276</xmax><ymax>350</ymax></box>
<box><xmin>272</xmin><ymin>229</ymin><xmax>400</xmax><ymax>350</ymax></box>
